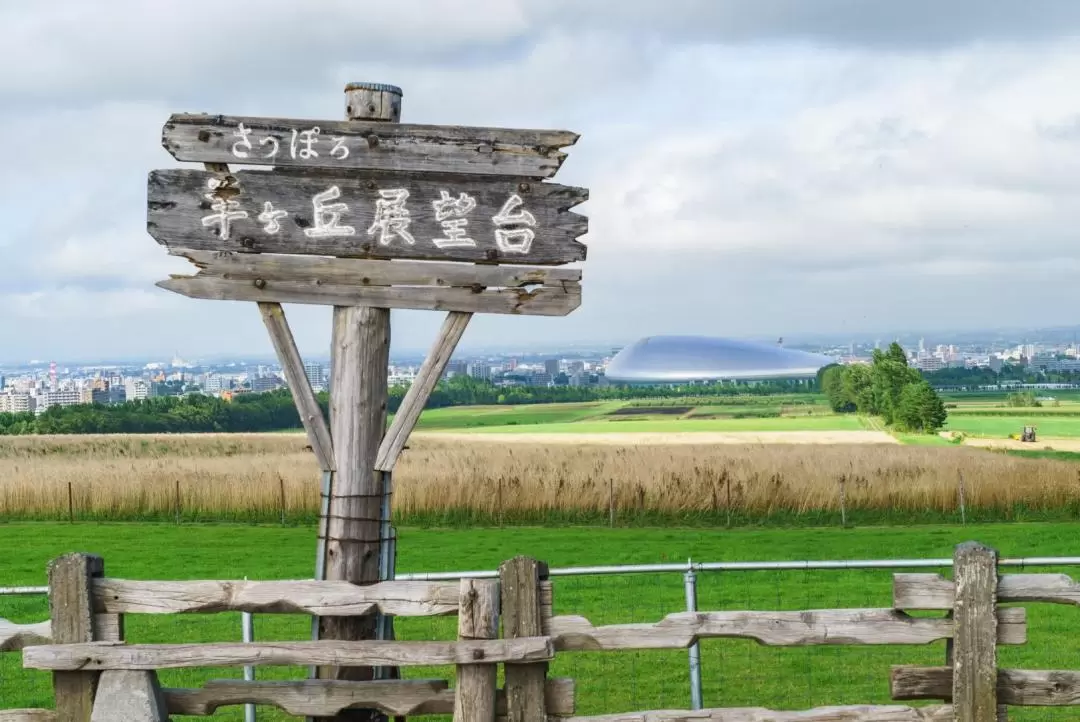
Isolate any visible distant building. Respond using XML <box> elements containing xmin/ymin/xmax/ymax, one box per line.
<box><xmin>40</xmin><ymin>389</ymin><xmax>81</xmax><ymax>411</ymax></box>
<box><xmin>252</xmin><ymin>375</ymin><xmax>284</xmax><ymax>393</ymax></box>
<box><xmin>304</xmin><ymin>362</ymin><xmax>327</xmax><ymax>391</ymax></box>
<box><xmin>444</xmin><ymin>360</ymin><xmax>468</xmax><ymax>379</ymax></box>
<box><xmin>544</xmin><ymin>359</ymin><xmax>561</xmax><ymax>376</ymax></box>
<box><xmin>0</xmin><ymin>392</ymin><xmax>34</xmax><ymax>414</ymax></box>
<box><xmin>125</xmin><ymin>378</ymin><xmax>151</xmax><ymax>401</ymax></box>
<box><xmin>915</xmin><ymin>357</ymin><xmax>946</xmax><ymax>372</ymax></box>
<box><xmin>467</xmin><ymin>363</ymin><xmax>491</xmax><ymax>381</ymax></box>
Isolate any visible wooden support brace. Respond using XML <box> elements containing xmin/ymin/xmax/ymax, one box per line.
<box><xmin>258</xmin><ymin>301</ymin><xmax>335</xmax><ymax>472</ymax></box>
<box><xmin>376</xmin><ymin>311</ymin><xmax>472</xmax><ymax>471</ymax></box>
<box><xmin>89</xmin><ymin>670</ymin><xmax>169</xmax><ymax>722</ymax></box>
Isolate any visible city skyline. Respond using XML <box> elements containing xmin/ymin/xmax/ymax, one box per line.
<box><xmin>5</xmin><ymin>319</ymin><xmax>1080</xmax><ymax>368</ymax></box>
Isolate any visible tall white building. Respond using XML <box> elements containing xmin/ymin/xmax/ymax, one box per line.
<box><xmin>125</xmin><ymin>378</ymin><xmax>150</xmax><ymax>401</ymax></box>
<box><xmin>304</xmin><ymin>362</ymin><xmax>327</xmax><ymax>391</ymax></box>
<box><xmin>0</xmin><ymin>392</ymin><xmax>34</xmax><ymax>414</ymax></box>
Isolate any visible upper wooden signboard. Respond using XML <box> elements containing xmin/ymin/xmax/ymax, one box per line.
<box><xmin>162</xmin><ymin>114</ymin><xmax>578</xmax><ymax>179</ymax></box>
<box><xmin>147</xmin><ymin>169</ymin><xmax>587</xmax><ymax>265</ymax></box>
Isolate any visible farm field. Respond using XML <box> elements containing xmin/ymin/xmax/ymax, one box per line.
<box><xmin>1</xmin><ymin>522</ymin><xmax>1077</xmax><ymax>721</ymax></box>
<box><xmin>421</xmin><ymin>414</ymin><xmax>868</xmax><ymax>434</ymax></box>
<box><xmin>7</xmin><ymin>432</ymin><xmax>1080</xmax><ymax>526</ymax></box>
<box><xmin>402</xmin><ymin>394</ymin><xmax>841</xmax><ymax>432</ymax></box>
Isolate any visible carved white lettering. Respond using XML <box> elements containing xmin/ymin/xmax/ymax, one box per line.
<box><xmin>231</xmin><ymin>123</ymin><xmax>253</xmax><ymax>159</ymax></box>
<box><xmin>367</xmin><ymin>188</ymin><xmax>415</xmax><ymax>246</ymax></box>
<box><xmin>297</xmin><ymin>127</ymin><xmax>320</xmax><ymax>159</ymax></box>
<box><xmin>431</xmin><ymin>190</ymin><xmax>477</xmax><ymax>248</ymax></box>
<box><xmin>259</xmin><ymin>136</ymin><xmax>280</xmax><ymax>159</ymax></box>
<box><xmin>257</xmin><ymin>201</ymin><xmax>288</xmax><ymax>234</ymax></box>
<box><xmin>492</xmin><ymin>194</ymin><xmax>537</xmax><ymax>254</ymax></box>
<box><xmin>304</xmin><ymin>186</ymin><xmax>355</xmax><ymax>238</ymax></box>
<box><xmin>330</xmin><ymin>136</ymin><xmax>349</xmax><ymax>160</ymax></box>
<box><xmin>200</xmin><ymin>178</ymin><xmax>248</xmax><ymax>240</ymax></box>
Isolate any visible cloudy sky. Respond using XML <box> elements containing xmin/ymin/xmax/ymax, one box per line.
<box><xmin>4</xmin><ymin>0</ymin><xmax>1080</xmax><ymax>362</ymax></box>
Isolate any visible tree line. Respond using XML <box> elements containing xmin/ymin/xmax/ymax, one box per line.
<box><xmin>818</xmin><ymin>343</ymin><xmax>948</xmax><ymax>432</ymax></box>
<box><xmin>0</xmin><ymin>376</ymin><xmax>815</xmax><ymax>435</ymax></box>
<box><xmin>922</xmin><ymin>364</ymin><xmax>1080</xmax><ymax>388</ymax></box>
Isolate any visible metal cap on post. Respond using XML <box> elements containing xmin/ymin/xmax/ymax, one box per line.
<box><xmin>345</xmin><ymin>82</ymin><xmax>402</xmax><ymax>123</ymax></box>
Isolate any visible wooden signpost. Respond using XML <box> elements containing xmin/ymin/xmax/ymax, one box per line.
<box><xmin>147</xmin><ymin>82</ymin><xmax>588</xmax><ymax>722</ymax></box>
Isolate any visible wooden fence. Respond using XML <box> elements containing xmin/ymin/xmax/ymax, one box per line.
<box><xmin>2</xmin><ymin>542</ymin><xmax>1080</xmax><ymax>721</ymax></box>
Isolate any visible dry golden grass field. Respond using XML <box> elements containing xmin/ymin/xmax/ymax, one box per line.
<box><xmin>0</xmin><ymin>432</ymin><xmax>1077</xmax><ymax>524</ymax></box>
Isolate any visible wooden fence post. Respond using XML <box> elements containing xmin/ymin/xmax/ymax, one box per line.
<box><xmin>499</xmin><ymin>557</ymin><xmax>548</xmax><ymax>722</ymax></box>
<box><xmin>952</xmin><ymin>542</ymin><xmax>998</xmax><ymax>722</ymax></box>
<box><xmin>455</xmin><ymin>579</ymin><xmax>499</xmax><ymax>722</ymax></box>
<box><xmin>48</xmin><ymin>553</ymin><xmax>105</xmax><ymax>722</ymax></box>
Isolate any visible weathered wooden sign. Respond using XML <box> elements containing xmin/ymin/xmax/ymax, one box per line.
<box><xmin>162</xmin><ymin>113</ymin><xmax>578</xmax><ymax>178</ymax></box>
<box><xmin>145</xmin><ymin>83</ymin><xmax>589</xmax><ymax>722</ymax></box>
<box><xmin>159</xmin><ymin>250</ymin><xmax>582</xmax><ymax>316</ymax></box>
<box><xmin>147</xmin><ymin>169</ymin><xmax>587</xmax><ymax>265</ymax></box>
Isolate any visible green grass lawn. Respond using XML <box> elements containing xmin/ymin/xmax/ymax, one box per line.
<box><xmin>945</xmin><ymin>414</ymin><xmax>1080</xmax><ymax>438</ymax></box>
<box><xmin>3</xmin><ymin>522</ymin><xmax>1078</xmax><ymax>720</ymax></box>
<box><xmin>891</xmin><ymin>433</ymin><xmax>954</xmax><ymax>446</ymax></box>
<box><xmin>408</xmin><ymin>402</ymin><xmax>620</xmax><ymax>430</ymax></box>
<box><xmin>429</xmin><ymin>415</ymin><xmax>866</xmax><ymax>434</ymax></box>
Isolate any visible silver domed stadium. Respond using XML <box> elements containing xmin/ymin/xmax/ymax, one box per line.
<box><xmin>604</xmin><ymin>335</ymin><xmax>835</xmax><ymax>384</ymax></box>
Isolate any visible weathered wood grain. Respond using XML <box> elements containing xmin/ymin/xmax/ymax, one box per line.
<box><xmin>169</xmin><ymin>250</ymin><xmax>583</xmax><ymax>287</ymax></box>
<box><xmin>258</xmin><ymin>302</ymin><xmax>335</xmax><ymax>471</ymax></box>
<box><xmin>89</xmin><ymin>670</ymin><xmax>169</xmax><ymax>722</ymax></box>
<box><xmin>48</xmin><ymin>553</ymin><xmax>104</xmax><ymax>722</ymax></box>
<box><xmin>952</xmin><ymin>542</ymin><xmax>998</xmax><ymax>722</ymax></box>
<box><xmin>376</xmin><ymin>311</ymin><xmax>472</xmax><ymax>471</ymax></box>
<box><xmin>547</xmin><ymin>607</ymin><xmax>1026</xmax><ymax>651</ymax></box>
<box><xmin>0</xmin><ymin>711</ymin><xmax>57</xmax><ymax>722</ymax></box>
<box><xmin>160</xmin><ymin>677</ymin><xmax>575</xmax><ymax>717</ymax></box>
<box><xmin>540</xmin><ymin>581</ymin><xmax>554</xmax><ymax>630</ymax></box>
<box><xmin>562</xmin><ymin>705</ymin><xmax>955</xmax><ymax>722</ymax></box>
<box><xmin>501</xmin><ymin>557</ymin><xmax>548</xmax><ymax>722</ymax></box>
<box><xmin>344</xmin><ymin>83</ymin><xmax>401</xmax><ymax>124</ymax></box>
<box><xmin>0</xmin><ymin>618</ymin><xmax>51</xmax><ymax>652</ymax></box>
<box><xmin>22</xmin><ymin>637</ymin><xmax>554</xmax><ymax>671</ymax></box>
<box><xmin>0</xmin><ymin>615</ymin><xmax>119</xmax><ymax>651</ymax></box>
<box><xmin>895</xmin><ymin>572</ymin><xmax>1080</xmax><ymax>610</ymax></box>
<box><xmin>892</xmin><ymin>666</ymin><xmax>1080</xmax><ymax>706</ymax></box>
<box><xmin>158</xmin><ymin>276</ymin><xmax>581</xmax><ymax>316</ymax></box>
<box><xmin>91</xmin><ymin>578</ymin><xmax>458</xmax><ymax>616</ymax></box>
<box><xmin>162</xmin><ymin>113</ymin><xmax>578</xmax><ymax>179</ymax></box>
<box><xmin>146</xmin><ymin>169</ymin><xmax>588</xmax><ymax>265</ymax></box>
<box><xmin>164</xmin><ymin>679</ymin><xmax>450</xmax><ymax>717</ymax></box>
<box><xmin>318</xmin><ymin>302</ymin><xmax>390</xmax><ymax>690</ymax></box>
<box><xmin>456</xmin><ymin>579</ymin><xmax>500</xmax><ymax>722</ymax></box>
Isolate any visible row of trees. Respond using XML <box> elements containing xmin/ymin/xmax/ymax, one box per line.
<box><xmin>0</xmin><ymin>376</ymin><xmax>815</xmax><ymax>436</ymax></box>
<box><xmin>819</xmin><ymin>343</ymin><xmax>948</xmax><ymax>432</ymax></box>
<box><xmin>923</xmin><ymin>364</ymin><xmax>1080</xmax><ymax>388</ymax></box>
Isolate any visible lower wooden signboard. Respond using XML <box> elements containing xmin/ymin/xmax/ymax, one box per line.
<box><xmin>159</xmin><ymin>251</ymin><xmax>583</xmax><ymax>316</ymax></box>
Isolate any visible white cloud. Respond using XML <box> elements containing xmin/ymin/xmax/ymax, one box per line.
<box><xmin>3</xmin><ymin>3</ymin><xmax>1080</xmax><ymax>360</ymax></box>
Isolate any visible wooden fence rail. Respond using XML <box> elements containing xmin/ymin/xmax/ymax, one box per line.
<box><xmin>91</xmin><ymin>578</ymin><xmax>461</xmax><ymax>616</ymax></box>
<box><xmin>10</xmin><ymin>545</ymin><xmax>1080</xmax><ymax>721</ymax></box>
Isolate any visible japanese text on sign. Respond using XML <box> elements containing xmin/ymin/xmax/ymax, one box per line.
<box><xmin>199</xmin><ymin>180</ymin><xmax>538</xmax><ymax>254</ymax></box>
<box><xmin>231</xmin><ymin>123</ymin><xmax>351</xmax><ymax>162</ymax></box>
